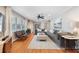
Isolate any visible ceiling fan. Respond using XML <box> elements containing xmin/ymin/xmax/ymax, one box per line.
<box><xmin>37</xmin><ymin>14</ymin><xmax>44</xmax><ymax>19</ymax></box>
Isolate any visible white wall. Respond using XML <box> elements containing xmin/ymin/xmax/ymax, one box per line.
<box><xmin>62</xmin><ymin>17</ymin><xmax>74</xmax><ymax>32</ymax></box>
<box><xmin>0</xmin><ymin>7</ymin><xmax>5</xmax><ymax>15</ymax></box>
<box><xmin>49</xmin><ymin>19</ymin><xmax>54</xmax><ymax>33</ymax></box>
<box><xmin>27</xmin><ymin>20</ymin><xmax>34</xmax><ymax>33</ymax></box>
<box><xmin>61</xmin><ymin>7</ymin><xmax>79</xmax><ymax>32</ymax></box>
<box><xmin>40</xmin><ymin>21</ymin><xmax>45</xmax><ymax>29</ymax></box>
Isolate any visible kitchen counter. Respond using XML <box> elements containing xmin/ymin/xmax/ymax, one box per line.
<box><xmin>57</xmin><ymin>32</ymin><xmax>79</xmax><ymax>49</ymax></box>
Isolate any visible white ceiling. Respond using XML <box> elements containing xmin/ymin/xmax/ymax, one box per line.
<box><xmin>11</xmin><ymin>6</ymin><xmax>73</xmax><ymax>22</ymax></box>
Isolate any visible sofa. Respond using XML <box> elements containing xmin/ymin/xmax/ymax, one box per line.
<box><xmin>45</xmin><ymin>31</ymin><xmax>61</xmax><ymax>47</ymax></box>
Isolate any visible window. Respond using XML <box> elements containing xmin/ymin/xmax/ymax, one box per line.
<box><xmin>0</xmin><ymin>13</ymin><xmax>4</xmax><ymax>36</ymax></box>
<box><xmin>11</xmin><ymin>16</ymin><xmax>17</xmax><ymax>32</ymax></box>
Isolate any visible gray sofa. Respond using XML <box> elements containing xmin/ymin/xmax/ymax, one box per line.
<box><xmin>45</xmin><ymin>31</ymin><xmax>60</xmax><ymax>47</ymax></box>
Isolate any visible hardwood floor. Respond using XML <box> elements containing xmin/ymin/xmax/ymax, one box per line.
<box><xmin>11</xmin><ymin>33</ymin><xmax>34</xmax><ymax>53</ymax></box>
<box><xmin>25</xmin><ymin>49</ymin><xmax>65</xmax><ymax>53</ymax></box>
<box><xmin>3</xmin><ymin>33</ymin><xmax>78</xmax><ymax>53</ymax></box>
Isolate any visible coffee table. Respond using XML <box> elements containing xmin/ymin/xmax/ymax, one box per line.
<box><xmin>37</xmin><ymin>35</ymin><xmax>47</xmax><ymax>41</ymax></box>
